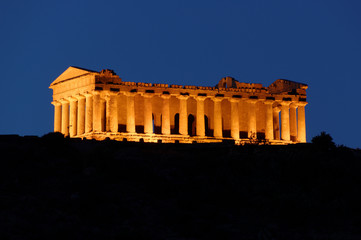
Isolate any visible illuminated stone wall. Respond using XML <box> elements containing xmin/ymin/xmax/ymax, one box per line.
<box><xmin>49</xmin><ymin>66</ymin><xmax>308</xmax><ymax>144</ymax></box>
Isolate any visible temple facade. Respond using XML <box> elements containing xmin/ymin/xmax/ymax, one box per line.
<box><xmin>49</xmin><ymin>66</ymin><xmax>308</xmax><ymax>144</ymax></box>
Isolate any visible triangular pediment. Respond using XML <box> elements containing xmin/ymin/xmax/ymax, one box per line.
<box><xmin>50</xmin><ymin>66</ymin><xmax>97</xmax><ymax>87</ymax></box>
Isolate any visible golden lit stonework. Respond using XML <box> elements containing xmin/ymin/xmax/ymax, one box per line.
<box><xmin>49</xmin><ymin>66</ymin><xmax>308</xmax><ymax>144</ymax></box>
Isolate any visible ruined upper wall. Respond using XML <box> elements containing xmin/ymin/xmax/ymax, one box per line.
<box><xmin>216</xmin><ymin>76</ymin><xmax>264</xmax><ymax>90</ymax></box>
<box><xmin>267</xmin><ymin>79</ymin><xmax>308</xmax><ymax>96</ymax></box>
<box><xmin>95</xmin><ymin>69</ymin><xmax>122</xmax><ymax>84</ymax></box>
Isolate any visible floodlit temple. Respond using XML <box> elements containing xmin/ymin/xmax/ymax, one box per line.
<box><xmin>49</xmin><ymin>66</ymin><xmax>308</xmax><ymax>144</ymax></box>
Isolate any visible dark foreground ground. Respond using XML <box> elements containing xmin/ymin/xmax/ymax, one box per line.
<box><xmin>1</xmin><ymin>134</ymin><xmax>361</xmax><ymax>240</ymax></box>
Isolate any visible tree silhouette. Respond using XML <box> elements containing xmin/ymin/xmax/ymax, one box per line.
<box><xmin>311</xmin><ymin>131</ymin><xmax>336</xmax><ymax>150</ymax></box>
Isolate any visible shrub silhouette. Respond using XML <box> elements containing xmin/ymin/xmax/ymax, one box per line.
<box><xmin>311</xmin><ymin>131</ymin><xmax>336</xmax><ymax>150</ymax></box>
<box><xmin>41</xmin><ymin>132</ymin><xmax>66</xmax><ymax>147</ymax></box>
<box><xmin>42</xmin><ymin>131</ymin><xmax>65</xmax><ymax>140</ymax></box>
<box><xmin>42</xmin><ymin>131</ymin><xmax>65</xmax><ymax>139</ymax></box>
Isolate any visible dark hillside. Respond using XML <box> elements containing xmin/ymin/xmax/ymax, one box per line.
<box><xmin>1</xmin><ymin>134</ymin><xmax>361</xmax><ymax>239</ymax></box>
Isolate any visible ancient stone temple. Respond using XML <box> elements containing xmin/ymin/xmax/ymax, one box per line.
<box><xmin>49</xmin><ymin>66</ymin><xmax>308</xmax><ymax>144</ymax></box>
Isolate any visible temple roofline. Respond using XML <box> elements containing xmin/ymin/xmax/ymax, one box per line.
<box><xmin>69</xmin><ymin>66</ymin><xmax>98</xmax><ymax>73</ymax></box>
<box><xmin>273</xmin><ymin>79</ymin><xmax>308</xmax><ymax>88</ymax></box>
<box><xmin>50</xmin><ymin>67</ymin><xmax>308</xmax><ymax>96</ymax></box>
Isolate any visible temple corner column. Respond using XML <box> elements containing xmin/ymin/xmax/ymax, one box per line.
<box><xmin>51</xmin><ymin>101</ymin><xmax>62</xmax><ymax>133</ymax></box>
<box><xmin>297</xmin><ymin>101</ymin><xmax>308</xmax><ymax>143</ymax></box>
<box><xmin>59</xmin><ymin>98</ymin><xmax>69</xmax><ymax>136</ymax></box>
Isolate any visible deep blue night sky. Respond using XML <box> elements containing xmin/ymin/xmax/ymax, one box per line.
<box><xmin>1</xmin><ymin>0</ymin><xmax>360</xmax><ymax>148</ymax></box>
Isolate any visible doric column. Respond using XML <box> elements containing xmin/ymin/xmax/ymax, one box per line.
<box><xmin>161</xmin><ymin>94</ymin><xmax>171</xmax><ymax>135</ymax></box>
<box><xmin>84</xmin><ymin>93</ymin><xmax>93</xmax><ymax>133</ymax></box>
<box><xmin>230</xmin><ymin>98</ymin><xmax>240</xmax><ymax>140</ymax></box>
<box><xmin>92</xmin><ymin>91</ymin><xmax>101</xmax><ymax>132</ymax></box>
<box><xmin>69</xmin><ymin>97</ymin><xmax>78</xmax><ymax>137</ymax></box>
<box><xmin>297</xmin><ymin>102</ymin><xmax>308</xmax><ymax>143</ymax></box>
<box><xmin>60</xmin><ymin>99</ymin><xmax>69</xmax><ymax>136</ymax></box>
<box><xmin>143</xmin><ymin>93</ymin><xmax>153</xmax><ymax>134</ymax></box>
<box><xmin>178</xmin><ymin>95</ymin><xmax>189</xmax><ymax>135</ymax></box>
<box><xmin>196</xmin><ymin>96</ymin><xmax>206</xmax><ymax>137</ymax></box>
<box><xmin>125</xmin><ymin>92</ymin><xmax>136</xmax><ymax>133</ymax></box>
<box><xmin>100</xmin><ymin>98</ymin><xmax>106</xmax><ymax>132</ymax></box>
<box><xmin>51</xmin><ymin>101</ymin><xmax>62</xmax><ymax>133</ymax></box>
<box><xmin>109</xmin><ymin>93</ymin><xmax>118</xmax><ymax>133</ymax></box>
<box><xmin>273</xmin><ymin>106</ymin><xmax>281</xmax><ymax>140</ymax></box>
<box><xmin>289</xmin><ymin>103</ymin><xmax>298</xmax><ymax>142</ymax></box>
<box><xmin>280</xmin><ymin>101</ymin><xmax>291</xmax><ymax>141</ymax></box>
<box><xmin>105</xmin><ymin>94</ymin><xmax>111</xmax><ymax>132</ymax></box>
<box><xmin>76</xmin><ymin>95</ymin><xmax>85</xmax><ymax>136</ymax></box>
<box><xmin>213</xmin><ymin>97</ymin><xmax>223</xmax><ymax>138</ymax></box>
<box><xmin>247</xmin><ymin>99</ymin><xmax>258</xmax><ymax>139</ymax></box>
<box><xmin>264</xmin><ymin>100</ymin><xmax>274</xmax><ymax>140</ymax></box>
